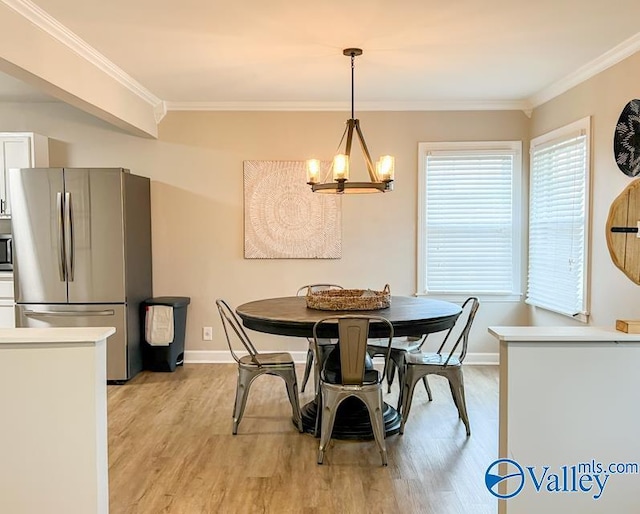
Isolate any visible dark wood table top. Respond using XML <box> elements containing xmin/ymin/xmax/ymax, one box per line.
<box><xmin>236</xmin><ymin>296</ymin><xmax>462</xmax><ymax>338</ymax></box>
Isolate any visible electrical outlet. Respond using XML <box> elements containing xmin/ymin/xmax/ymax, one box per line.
<box><xmin>203</xmin><ymin>326</ymin><xmax>213</xmax><ymax>341</ymax></box>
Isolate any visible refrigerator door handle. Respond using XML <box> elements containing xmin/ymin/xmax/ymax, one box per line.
<box><xmin>64</xmin><ymin>192</ymin><xmax>74</xmax><ymax>282</ymax></box>
<box><xmin>23</xmin><ymin>309</ymin><xmax>116</xmax><ymax>318</ymax></box>
<box><xmin>56</xmin><ymin>192</ymin><xmax>66</xmax><ymax>281</ymax></box>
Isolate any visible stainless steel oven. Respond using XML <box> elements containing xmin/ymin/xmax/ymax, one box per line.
<box><xmin>0</xmin><ymin>234</ymin><xmax>12</xmax><ymax>271</ymax></box>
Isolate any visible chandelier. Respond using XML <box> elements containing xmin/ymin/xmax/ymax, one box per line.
<box><xmin>306</xmin><ymin>48</ymin><xmax>394</xmax><ymax>194</ymax></box>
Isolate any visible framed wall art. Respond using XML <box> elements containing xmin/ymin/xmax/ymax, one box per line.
<box><xmin>243</xmin><ymin>160</ymin><xmax>341</xmax><ymax>259</ymax></box>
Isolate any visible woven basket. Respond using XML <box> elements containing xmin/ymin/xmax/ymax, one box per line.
<box><xmin>306</xmin><ymin>284</ymin><xmax>391</xmax><ymax>311</ymax></box>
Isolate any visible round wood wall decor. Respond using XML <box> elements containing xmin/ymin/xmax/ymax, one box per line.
<box><xmin>614</xmin><ymin>99</ymin><xmax>640</xmax><ymax>177</ymax></box>
<box><xmin>606</xmin><ymin>179</ymin><xmax>640</xmax><ymax>284</ymax></box>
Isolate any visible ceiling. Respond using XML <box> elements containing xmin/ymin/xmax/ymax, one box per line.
<box><xmin>1</xmin><ymin>0</ymin><xmax>640</xmax><ymax>111</ymax></box>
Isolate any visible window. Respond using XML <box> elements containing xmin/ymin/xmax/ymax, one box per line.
<box><xmin>527</xmin><ymin>117</ymin><xmax>590</xmax><ymax>320</ymax></box>
<box><xmin>417</xmin><ymin>141</ymin><xmax>522</xmax><ymax>300</ymax></box>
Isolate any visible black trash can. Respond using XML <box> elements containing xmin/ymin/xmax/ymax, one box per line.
<box><xmin>141</xmin><ymin>296</ymin><xmax>191</xmax><ymax>372</ymax></box>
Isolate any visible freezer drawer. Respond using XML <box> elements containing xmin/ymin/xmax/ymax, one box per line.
<box><xmin>15</xmin><ymin>304</ymin><xmax>129</xmax><ymax>381</ymax></box>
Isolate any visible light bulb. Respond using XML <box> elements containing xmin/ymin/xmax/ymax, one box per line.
<box><xmin>306</xmin><ymin>159</ymin><xmax>320</xmax><ymax>184</ymax></box>
<box><xmin>377</xmin><ymin>155</ymin><xmax>395</xmax><ymax>181</ymax></box>
<box><xmin>333</xmin><ymin>154</ymin><xmax>349</xmax><ymax>181</ymax></box>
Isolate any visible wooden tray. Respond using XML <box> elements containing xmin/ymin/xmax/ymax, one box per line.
<box><xmin>306</xmin><ymin>284</ymin><xmax>391</xmax><ymax>311</ymax></box>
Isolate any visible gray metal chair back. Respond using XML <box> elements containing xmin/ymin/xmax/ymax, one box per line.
<box><xmin>296</xmin><ymin>284</ymin><xmax>343</xmax><ymax>393</ymax></box>
<box><xmin>434</xmin><ymin>296</ymin><xmax>480</xmax><ymax>366</ymax></box>
<box><xmin>313</xmin><ymin>315</ymin><xmax>394</xmax><ymax>466</ymax></box>
<box><xmin>215</xmin><ymin>298</ymin><xmax>303</xmax><ymax>435</ymax></box>
<box><xmin>337</xmin><ymin>317</ymin><xmax>373</xmax><ymax>385</ymax></box>
<box><xmin>216</xmin><ymin>298</ymin><xmax>259</xmax><ymax>365</ymax></box>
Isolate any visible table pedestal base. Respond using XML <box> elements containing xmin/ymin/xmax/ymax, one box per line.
<box><xmin>300</xmin><ymin>397</ymin><xmax>401</xmax><ymax>440</ymax></box>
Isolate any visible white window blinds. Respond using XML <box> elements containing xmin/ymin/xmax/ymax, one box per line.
<box><xmin>418</xmin><ymin>142</ymin><xmax>521</xmax><ymax>296</ymax></box>
<box><xmin>527</xmin><ymin>118</ymin><xmax>590</xmax><ymax>318</ymax></box>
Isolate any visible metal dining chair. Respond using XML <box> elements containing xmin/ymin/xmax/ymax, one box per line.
<box><xmin>216</xmin><ymin>298</ymin><xmax>303</xmax><ymax>435</ymax></box>
<box><xmin>313</xmin><ymin>315</ymin><xmax>394</xmax><ymax>466</ymax></box>
<box><xmin>399</xmin><ymin>297</ymin><xmax>479</xmax><ymax>436</ymax></box>
<box><xmin>296</xmin><ymin>283</ymin><xmax>343</xmax><ymax>393</ymax></box>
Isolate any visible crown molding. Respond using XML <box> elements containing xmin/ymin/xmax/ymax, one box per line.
<box><xmin>2</xmin><ymin>0</ymin><xmax>163</xmax><ymax>110</ymax></box>
<box><xmin>153</xmin><ymin>101</ymin><xmax>167</xmax><ymax>124</ymax></box>
<box><xmin>165</xmin><ymin>99</ymin><xmax>532</xmax><ymax>113</ymax></box>
<box><xmin>529</xmin><ymin>32</ymin><xmax>640</xmax><ymax>108</ymax></box>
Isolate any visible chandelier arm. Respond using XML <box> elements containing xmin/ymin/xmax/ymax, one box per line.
<box><xmin>344</xmin><ymin>119</ymin><xmax>356</xmax><ymax>159</ymax></box>
<box><xmin>354</xmin><ymin>120</ymin><xmax>378</xmax><ymax>181</ymax></box>
<box><xmin>334</xmin><ymin>123</ymin><xmax>349</xmax><ymax>155</ymax></box>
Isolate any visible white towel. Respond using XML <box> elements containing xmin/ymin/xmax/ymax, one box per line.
<box><xmin>145</xmin><ymin>305</ymin><xmax>174</xmax><ymax>346</ymax></box>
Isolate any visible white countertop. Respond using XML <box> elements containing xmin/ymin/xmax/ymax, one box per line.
<box><xmin>0</xmin><ymin>327</ymin><xmax>116</xmax><ymax>344</ymax></box>
<box><xmin>488</xmin><ymin>325</ymin><xmax>640</xmax><ymax>342</ymax></box>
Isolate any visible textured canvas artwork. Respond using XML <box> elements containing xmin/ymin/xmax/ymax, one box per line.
<box><xmin>243</xmin><ymin>160</ymin><xmax>341</xmax><ymax>259</ymax></box>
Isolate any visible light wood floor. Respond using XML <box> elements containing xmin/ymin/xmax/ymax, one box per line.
<box><xmin>107</xmin><ymin>364</ymin><xmax>498</xmax><ymax>514</ymax></box>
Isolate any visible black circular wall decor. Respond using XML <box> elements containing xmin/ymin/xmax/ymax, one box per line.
<box><xmin>614</xmin><ymin>99</ymin><xmax>640</xmax><ymax>177</ymax></box>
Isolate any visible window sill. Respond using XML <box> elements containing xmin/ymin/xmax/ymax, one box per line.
<box><xmin>525</xmin><ymin>300</ymin><xmax>590</xmax><ymax>323</ymax></box>
<box><xmin>415</xmin><ymin>293</ymin><xmax>523</xmax><ymax>303</ymax></box>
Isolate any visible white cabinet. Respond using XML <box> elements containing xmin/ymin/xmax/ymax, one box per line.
<box><xmin>0</xmin><ymin>327</ymin><xmax>114</xmax><ymax>514</ymax></box>
<box><xmin>0</xmin><ymin>132</ymin><xmax>49</xmax><ymax>217</ymax></box>
<box><xmin>0</xmin><ymin>273</ymin><xmax>14</xmax><ymax>328</ymax></box>
<box><xmin>490</xmin><ymin>327</ymin><xmax>640</xmax><ymax>514</ymax></box>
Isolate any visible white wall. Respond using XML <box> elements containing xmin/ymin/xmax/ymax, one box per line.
<box><xmin>0</xmin><ymin>103</ymin><xmax>531</xmax><ymax>358</ymax></box>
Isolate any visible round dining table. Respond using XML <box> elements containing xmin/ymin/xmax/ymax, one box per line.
<box><xmin>235</xmin><ymin>295</ymin><xmax>462</xmax><ymax>439</ymax></box>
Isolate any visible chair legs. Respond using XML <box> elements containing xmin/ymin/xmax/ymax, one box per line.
<box><xmin>282</xmin><ymin>368</ymin><xmax>304</xmax><ymax>432</ymax></box>
<box><xmin>395</xmin><ymin>364</ymin><xmax>432</xmax><ymax>413</ymax></box>
<box><xmin>317</xmin><ymin>386</ymin><xmax>387</xmax><ymax>466</ymax></box>
<box><xmin>446</xmin><ymin>368</ymin><xmax>470</xmax><ymax>436</ymax></box>
<box><xmin>423</xmin><ymin>376</ymin><xmax>433</xmax><ymax>401</ymax></box>
<box><xmin>372</xmin><ymin>348</ymin><xmax>430</xmax><ymax>414</ymax></box>
<box><xmin>400</xmin><ymin>368</ymin><xmax>420</xmax><ymax>435</ymax></box>
<box><xmin>317</xmin><ymin>390</ymin><xmax>337</xmax><ymax>465</ymax></box>
<box><xmin>400</xmin><ymin>366</ymin><xmax>470</xmax><ymax>436</ymax></box>
<box><xmin>363</xmin><ymin>388</ymin><xmax>388</xmax><ymax>466</ymax></box>
<box><xmin>232</xmin><ymin>365</ymin><xmax>303</xmax><ymax>434</ymax></box>
<box><xmin>386</xmin><ymin>362</ymin><xmax>396</xmax><ymax>393</ymax></box>
<box><xmin>300</xmin><ymin>347</ymin><xmax>314</xmax><ymax>392</ymax></box>
<box><xmin>233</xmin><ymin>367</ymin><xmax>253</xmax><ymax>435</ymax></box>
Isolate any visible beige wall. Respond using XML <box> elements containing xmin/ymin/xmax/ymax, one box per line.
<box><xmin>530</xmin><ymin>51</ymin><xmax>640</xmax><ymax>327</ymax></box>
<box><xmin>0</xmin><ymin>102</ymin><xmax>530</xmax><ymax>357</ymax></box>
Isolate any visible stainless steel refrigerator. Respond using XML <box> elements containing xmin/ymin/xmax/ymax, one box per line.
<box><xmin>9</xmin><ymin>168</ymin><xmax>152</xmax><ymax>382</ymax></box>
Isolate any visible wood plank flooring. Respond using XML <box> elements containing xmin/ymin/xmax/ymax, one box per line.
<box><xmin>107</xmin><ymin>364</ymin><xmax>498</xmax><ymax>514</ymax></box>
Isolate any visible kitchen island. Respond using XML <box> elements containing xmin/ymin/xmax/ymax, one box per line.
<box><xmin>0</xmin><ymin>327</ymin><xmax>115</xmax><ymax>514</ymax></box>
<box><xmin>489</xmin><ymin>326</ymin><xmax>640</xmax><ymax>514</ymax></box>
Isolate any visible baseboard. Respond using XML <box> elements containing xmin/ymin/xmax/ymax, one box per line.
<box><xmin>184</xmin><ymin>350</ymin><xmax>498</xmax><ymax>366</ymax></box>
